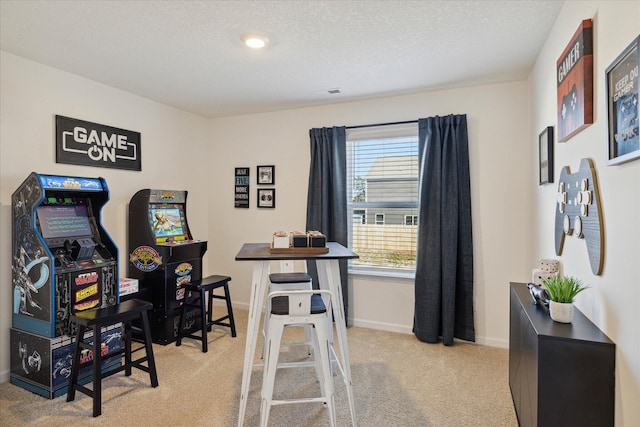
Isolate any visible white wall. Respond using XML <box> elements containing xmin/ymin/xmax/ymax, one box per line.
<box><xmin>528</xmin><ymin>2</ymin><xmax>640</xmax><ymax>425</ymax></box>
<box><xmin>1</xmin><ymin>51</ymin><xmax>533</xmax><ymax>383</ymax></box>
<box><xmin>0</xmin><ymin>51</ymin><xmax>211</xmax><ymax>382</ymax></box>
<box><xmin>206</xmin><ymin>81</ymin><xmax>533</xmax><ymax>347</ymax></box>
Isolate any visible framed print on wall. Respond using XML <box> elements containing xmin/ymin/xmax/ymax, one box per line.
<box><xmin>257</xmin><ymin>165</ymin><xmax>275</xmax><ymax>185</ymax></box>
<box><xmin>556</xmin><ymin>19</ymin><xmax>593</xmax><ymax>142</ymax></box>
<box><xmin>606</xmin><ymin>35</ymin><xmax>639</xmax><ymax>166</ymax></box>
<box><xmin>539</xmin><ymin>126</ymin><xmax>554</xmax><ymax>185</ymax></box>
<box><xmin>234</xmin><ymin>167</ymin><xmax>250</xmax><ymax>208</ymax></box>
<box><xmin>257</xmin><ymin>188</ymin><xmax>275</xmax><ymax>208</ymax></box>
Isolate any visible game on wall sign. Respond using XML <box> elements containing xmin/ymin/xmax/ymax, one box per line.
<box><xmin>56</xmin><ymin>115</ymin><xmax>141</xmax><ymax>171</ymax></box>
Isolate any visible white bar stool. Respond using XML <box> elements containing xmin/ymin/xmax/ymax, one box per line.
<box><xmin>261</xmin><ymin>261</ymin><xmax>314</xmax><ymax>359</ymax></box>
<box><xmin>260</xmin><ymin>290</ymin><xmax>336</xmax><ymax>427</ymax></box>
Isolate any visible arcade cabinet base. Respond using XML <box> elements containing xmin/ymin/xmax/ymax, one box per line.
<box><xmin>10</xmin><ymin>325</ymin><xmax>122</xmax><ymax>399</ymax></box>
<box><xmin>151</xmin><ymin>306</ymin><xmax>200</xmax><ymax>345</ymax></box>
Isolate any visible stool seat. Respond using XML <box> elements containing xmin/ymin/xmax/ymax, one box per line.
<box><xmin>177</xmin><ymin>275</ymin><xmax>236</xmax><ymax>352</ymax></box>
<box><xmin>269</xmin><ymin>272</ymin><xmax>312</xmax><ymax>284</ymax></box>
<box><xmin>72</xmin><ymin>299</ymin><xmax>153</xmax><ymax>325</ymax></box>
<box><xmin>67</xmin><ymin>299</ymin><xmax>158</xmax><ymax>417</ymax></box>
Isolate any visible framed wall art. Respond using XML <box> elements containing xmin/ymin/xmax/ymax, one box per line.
<box><xmin>257</xmin><ymin>188</ymin><xmax>275</xmax><ymax>208</ymax></box>
<box><xmin>556</xmin><ymin>19</ymin><xmax>593</xmax><ymax>142</ymax></box>
<box><xmin>257</xmin><ymin>165</ymin><xmax>275</xmax><ymax>185</ymax></box>
<box><xmin>606</xmin><ymin>35</ymin><xmax>639</xmax><ymax>166</ymax></box>
<box><xmin>539</xmin><ymin>126</ymin><xmax>554</xmax><ymax>185</ymax></box>
<box><xmin>234</xmin><ymin>167</ymin><xmax>250</xmax><ymax>208</ymax></box>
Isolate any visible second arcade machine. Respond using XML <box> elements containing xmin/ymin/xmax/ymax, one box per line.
<box><xmin>127</xmin><ymin>189</ymin><xmax>207</xmax><ymax>344</ymax></box>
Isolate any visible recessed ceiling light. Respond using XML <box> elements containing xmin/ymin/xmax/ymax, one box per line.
<box><xmin>241</xmin><ymin>32</ymin><xmax>269</xmax><ymax>49</ymax></box>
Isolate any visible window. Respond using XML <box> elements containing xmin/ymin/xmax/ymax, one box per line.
<box><xmin>346</xmin><ymin>123</ymin><xmax>419</xmax><ymax>271</ymax></box>
<box><xmin>404</xmin><ymin>215</ymin><xmax>418</xmax><ymax>226</ymax></box>
<box><xmin>353</xmin><ymin>209</ymin><xmax>366</xmax><ymax>224</ymax></box>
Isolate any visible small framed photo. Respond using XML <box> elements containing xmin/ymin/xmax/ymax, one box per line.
<box><xmin>257</xmin><ymin>188</ymin><xmax>275</xmax><ymax>208</ymax></box>
<box><xmin>257</xmin><ymin>165</ymin><xmax>275</xmax><ymax>185</ymax></box>
<box><xmin>539</xmin><ymin>126</ymin><xmax>554</xmax><ymax>185</ymax></box>
<box><xmin>606</xmin><ymin>35</ymin><xmax>639</xmax><ymax>166</ymax></box>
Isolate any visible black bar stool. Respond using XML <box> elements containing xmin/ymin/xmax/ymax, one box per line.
<box><xmin>176</xmin><ymin>275</ymin><xmax>236</xmax><ymax>352</ymax></box>
<box><xmin>66</xmin><ymin>299</ymin><xmax>159</xmax><ymax>417</ymax></box>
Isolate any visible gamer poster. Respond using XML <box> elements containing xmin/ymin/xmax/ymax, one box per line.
<box><xmin>557</xmin><ymin>19</ymin><xmax>593</xmax><ymax>142</ymax></box>
<box><xmin>607</xmin><ymin>36</ymin><xmax>639</xmax><ymax>165</ymax></box>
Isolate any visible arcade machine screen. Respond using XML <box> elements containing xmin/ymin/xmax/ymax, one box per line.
<box><xmin>37</xmin><ymin>205</ymin><xmax>93</xmax><ymax>240</ymax></box>
<box><xmin>148</xmin><ymin>206</ymin><xmax>187</xmax><ymax>242</ymax></box>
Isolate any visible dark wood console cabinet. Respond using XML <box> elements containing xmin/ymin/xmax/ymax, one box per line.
<box><xmin>509</xmin><ymin>282</ymin><xmax>615</xmax><ymax>427</ymax></box>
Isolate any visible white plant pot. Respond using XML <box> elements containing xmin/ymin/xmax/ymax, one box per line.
<box><xmin>549</xmin><ymin>301</ymin><xmax>574</xmax><ymax>323</ymax></box>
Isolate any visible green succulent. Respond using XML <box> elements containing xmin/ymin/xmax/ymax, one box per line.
<box><xmin>543</xmin><ymin>276</ymin><xmax>589</xmax><ymax>303</ymax></box>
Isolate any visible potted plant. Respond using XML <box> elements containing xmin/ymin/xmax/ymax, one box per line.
<box><xmin>543</xmin><ymin>276</ymin><xmax>589</xmax><ymax>323</ymax></box>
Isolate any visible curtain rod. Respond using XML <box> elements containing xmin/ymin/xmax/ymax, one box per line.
<box><xmin>345</xmin><ymin>119</ymin><xmax>417</xmax><ymax>130</ymax></box>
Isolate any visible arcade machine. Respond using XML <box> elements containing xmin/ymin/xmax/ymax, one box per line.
<box><xmin>127</xmin><ymin>189</ymin><xmax>207</xmax><ymax>344</ymax></box>
<box><xmin>10</xmin><ymin>172</ymin><xmax>122</xmax><ymax>398</ymax></box>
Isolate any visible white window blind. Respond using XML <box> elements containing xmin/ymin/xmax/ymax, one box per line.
<box><xmin>346</xmin><ymin>123</ymin><xmax>419</xmax><ymax>271</ymax></box>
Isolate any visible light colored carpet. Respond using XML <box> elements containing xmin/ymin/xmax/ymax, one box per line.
<box><xmin>0</xmin><ymin>309</ymin><xmax>517</xmax><ymax>426</ymax></box>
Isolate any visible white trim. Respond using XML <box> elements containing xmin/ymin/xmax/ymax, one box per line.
<box><xmin>350</xmin><ymin>317</ymin><xmax>509</xmax><ymax>349</ymax></box>
<box><xmin>349</xmin><ymin>266</ymin><xmax>415</xmax><ymax>280</ymax></box>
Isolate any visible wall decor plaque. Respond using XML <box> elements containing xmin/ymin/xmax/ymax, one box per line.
<box><xmin>55</xmin><ymin>115</ymin><xmax>141</xmax><ymax>171</ymax></box>
<box><xmin>556</xmin><ymin>19</ymin><xmax>593</xmax><ymax>142</ymax></box>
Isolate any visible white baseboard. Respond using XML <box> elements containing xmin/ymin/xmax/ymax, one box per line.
<box><xmin>1</xmin><ymin>370</ymin><xmax>9</xmax><ymax>384</ymax></box>
<box><xmin>351</xmin><ymin>318</ymin><xmax>413</xmax><ymax>334</ymax></box>
<box><xmin>352</xmin><ymin>317</ymin><xmax>509</xmax><ymax>349</ymax></box>
<box><xmin>475</xmin><ymin>336</ymin><xmax>509</xmax><ymax>349</ymax></box>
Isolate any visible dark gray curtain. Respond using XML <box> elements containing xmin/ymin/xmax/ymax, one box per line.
<box><xmin>306</xmin><ymin>126</ymin><xmax>349</xmax><ymax>326</ymax></box>
<box><xmin>414</xmin><ymin>115</ymin><xmax>474</xmax><ymax>345</ymax></box>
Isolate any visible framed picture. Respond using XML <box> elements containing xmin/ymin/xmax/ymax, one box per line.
<box><xmin>539</xmin><ymin>126</ymin><xmax>554</xmax><ymax>185</ymax></box>
<box><xmin>606</xmin><ymin>35</ymin><xmax>639</xmax><ymax>166</ymax></box>
<box><xmin>257</xmin><ymin>188</ymin><xmax>275</xmax><ymax>208</ymax></box>
<box><xmin>234</xmin><ymin>167</ymin><xmax>250</xmax><ymax>208</ymax></box>
<box><xmin>257</xmin><ymin>165</ymin><xmax>275</xmax><ymax>185</ymax></box>
<box><xmin>556</xmin><ymin>19</ymin><xmax>593</xmax><ymax>142</ymax></box>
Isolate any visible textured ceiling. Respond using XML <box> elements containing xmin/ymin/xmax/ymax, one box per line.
<box><xmin>0</xmin><ymin>0</ymin><xmax>564</xmax><ymax>118</ymax></box>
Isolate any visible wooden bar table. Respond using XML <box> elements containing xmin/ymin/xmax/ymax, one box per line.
<box><xmin>235</xmin><ymin>242</ymin><xmax>358</xmax><ymax>427</ymax></box>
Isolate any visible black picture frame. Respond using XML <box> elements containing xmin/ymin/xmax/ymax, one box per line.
<box><xmin>539</xmin><ymin>126</ymin><xmax>554</xmax><ymax>185</ymax></box>
<box><xmin>234</xmin><ymin>167</ymin><xmax>250</xmax><ymax>208</ymax></box>
<box><xmin>606</xmin><ymin>35</ymin><xmax>639</xmax><ymax>166</ymax></box>
<box><xmin>257</xmin><ymin>188</ymin><xmax>275</xmax><ymax>208</ymax></box>
<box><xmin>257</xmin><ymin>165</ymin><xmax>275</xmax><ymax>185</ymax></box>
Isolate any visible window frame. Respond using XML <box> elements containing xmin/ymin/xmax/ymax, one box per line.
<box><xmin>346</xmin><ymin>123</ymin><xmax>419</xmax><ymax>276</ymax></box>
<box><xmin>404</xmin><ymin>215</ymin><xmax>418</xmax><ymax>226</ymax></box>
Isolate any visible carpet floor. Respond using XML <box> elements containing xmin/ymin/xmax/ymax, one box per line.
<box><xmin>0</xmin><ymin>308</ymin><xmax>517</xmax><ymax>426</ymax></box>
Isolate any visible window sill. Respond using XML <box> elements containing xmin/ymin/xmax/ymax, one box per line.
<box><xmin>348</xmin><ymin>266</ymin><xmax>415</xmax><ymax>281</ymax></box>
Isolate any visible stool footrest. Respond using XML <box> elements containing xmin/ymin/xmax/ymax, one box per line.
<box><xmin>73</xmin><ymin>383</ymin><xmax>95</xmax><ymax>399</ymax></box>
<box><xmin>271</xmin><ymin>397</ymin><xmax>327</xmax><ymax>406</ymax></box>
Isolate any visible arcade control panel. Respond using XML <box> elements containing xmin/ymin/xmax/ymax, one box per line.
<box><xmin>156</xmin><ymin>239</ymin><xmax>203</xmax><ymax>246</ymax></box>
<box><xmin>50</xmin><ymin>239</ymin><xmax>110</xmax><ymax>270</ymax></box>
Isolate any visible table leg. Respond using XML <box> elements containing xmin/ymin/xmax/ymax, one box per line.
<box><xmin>317</xmin><ymin>259</ymin><xmax>357</xmax><ymax>426</ymax></box>
<box><xmin>238</xmin><ymin>261</ymin><xmax>269</xmax><ymax>427</ymax></box>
